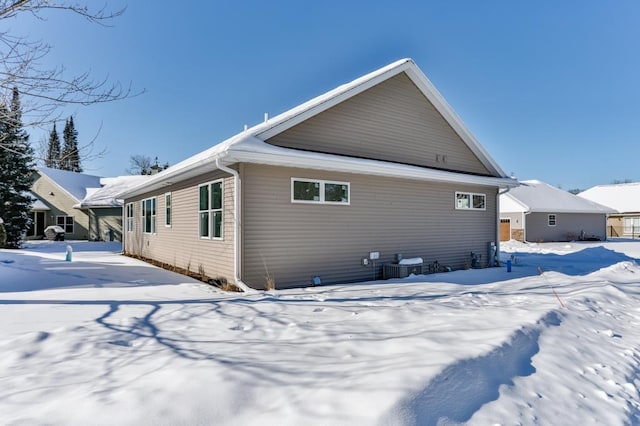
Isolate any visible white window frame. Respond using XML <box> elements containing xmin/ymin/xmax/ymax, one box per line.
<box><xmin>198</xmin><ymin>179</ymin><xmax>224</xmax><ymax>240</ymax></box>
<box><xmin>165</xmin><ymin>192</ymin><xmax>172</xmax><ymax>227</ymax></box>
<box><xmin>125</xmin><ymin>202</ymin><xmax>134</xmax><ymax>232</ymax></box>
<box><xmin>548</xmin><ymin>214</ymin><xmax>557</xmax><ymax>227</ymax></box>
<box><xmin>56</xmin><ymin>215</ymin><xmax>74</xmax><ymax>233</ymax></box>
<box><xmin>455</xmin><ymin>192</ymin><xmax>486</xmax><ymax>211</ymax></box>
<box><xmin>291</xmin><ymin>178</ymin><xmax>350</xmax><ymax>205</ymax></box>
<box><xmin>141</xmin><ymin>197</ymin><xmax>157</xmax><ymax>234</ymax></box>
<box><xmin>623</xmin><ymin>217</ymin><xmax>640</xmax><ymax>234</ymax></box>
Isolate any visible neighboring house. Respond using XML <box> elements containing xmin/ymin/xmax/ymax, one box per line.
<box><xmin>118</xmin><ymin>58</ymin><xmax>517</xmax><ymax>290</ymax></box>
<box><xmin>29</xmin><ymin>167</ymin><xmax>147</xmax><ymax>241</ymax></box>
<box><xmin>75</xmin><ymin>175</ymin><xmax>151</xmax><ymax>242</ymax></box>
<box><xmin>578</xmin><ymin>182</ymin><xmax>640</xmax><ymax>238</ymax></box>
<box><xmin>30</xmin><ymin>167</ymin><xmax>102</xmax><ymax>240</ymax></box>
<box><xmin>499</xmin><ymin>180</ymin><xmax>614</xmax><ymax>242</ymax></box>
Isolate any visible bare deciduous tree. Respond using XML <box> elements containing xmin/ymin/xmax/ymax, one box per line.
<box><xmin>0</xmin><ymin>1</ymin><xmax>142</xmax><ymax>150</ymax></box>
<box><xmin>127</xmin><ymin>154</ymin><xmax>153</xmax><ymax>175</ymax></box>
<box><xmin>127</xmin><ymin>155</ymin><xmax>169</xmax><ymax>175</ymax></box>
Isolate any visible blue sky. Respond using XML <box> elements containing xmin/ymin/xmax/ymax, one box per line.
<box><xmin>12</xmin><ymin>1</ymin><xmax>640</xmax><ymax>190</ymax></box>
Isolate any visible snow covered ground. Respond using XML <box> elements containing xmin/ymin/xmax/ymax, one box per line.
<box><xmin>1</xmin><ymin>240</ymin><xmax>640</xmax><ymax>425</ymax></box>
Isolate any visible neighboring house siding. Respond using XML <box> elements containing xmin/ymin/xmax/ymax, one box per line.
<box><xmin>500</xmin><ymin>212</ymin><xmax>524</xmax><ymax>242</ymax></box>
<box><xmin>524</xmin><ymin>213</ymin><xmax>606</xmax><ymax>242</ymax></box>
<box><xmin>88</xmin><ymin>208</ymin><xmax>122</xmax><ymax>242</ymax></box>
<box><xmin>123</xmin><ymin>170</ymin><xmax>235</xmax><ymax>283</ymax></box>
<box><xmin>31</xmin><ymin>174</ymin><xmax>89</xmax><ymax>240</ymax></box>
<box><xmin>607</xmin><ymin>214</ymin><xmax>640</xmax><ymax>237</ymax></box>
<box><xmin>266</xmin><ymin>73</ymin><xmax>491</xmax><ymax>176</ymax></box>
<box><xmin>241</xmin><ymin>164</ymin><xmax>498</xmax><ymax>289</ymax></box>
<box><xmin>501</xmin><ymin>212</ymin><xmax>523</xmax><ymax>230</ymax></box>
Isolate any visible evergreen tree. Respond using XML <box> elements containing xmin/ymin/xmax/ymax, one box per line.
<box><xmin>45</xmin><ymin>123</ymin><xmax>61</xmax><ymax>168</ymax></box>
<box><xmin>0</xmin><ymin>87</ymin><xmax>35</xmax><ymax>248</ymax></box>
<box><xmin>61</xmin><ymin>116</ymin><xmax>81</xmax><ymax>172</ymax></box>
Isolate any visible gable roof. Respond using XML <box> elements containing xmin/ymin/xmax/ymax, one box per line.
<box><xmin>37</xmin><ymin>167</ymin><xmax>102</xmax><ymax>203</ymax></box>
<box><xmin>118</xmin><ymin>59</ymin><xmax>516</xmax><ymax>199</ymax></box>
<box><xmin>578</xmin><ymin>182</ymin><xmax>640</xmax><ymax>214</ymax></box>
<box><xmin>501</xmin><ymin>180</ymin><xmax>615</xmax><ymax>214</ymax></box>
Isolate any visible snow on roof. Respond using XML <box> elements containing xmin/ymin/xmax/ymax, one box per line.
<box><xmin>578</xmin><ymin>182</ymin><xmax>640</xmax><ymax>214</ymax></box>
<box><xmin>118</xmin><ymin>59</ymin><xmax>514</xmax><ymax>199</ymax></box>
<box><xmin>38</xmin><ymin>167</ymin><xmax>103</xmax><ymax>202</ymax></box>
<box><xmin>76</xmin><ymin>175</ymin><xmax>151</xmax><ymax>208</ymax></box>
<box><xmin>501</xmin><ymin>180</ymin><xmax>616</xmax><ymax>214</ymax></box>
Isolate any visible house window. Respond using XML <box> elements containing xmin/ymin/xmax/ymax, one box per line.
<box><xmin>56</xmin><ymin>215</ymin><xmax>74</xmax><ymax>233</ymax></box>
<box><xmin>624</xmin><ymin>217</ymin><xmax>640</xmax><ymax>234</ymax></box>
<box><xmin>291</xmin><ymin>178</ymin><xmax>350</xmax><ymax>204</ymax></box>
<box><xmin>548</xmin><ymin>214</ymin><xmax>557</xmax><ymax>226</ymax></box>
<box><xmin>141</xmin><ymin>197</ymin><xmax>157</xmax><ymax>234</ymax></box>
<box><xmin>199</xmin><ymin>180</ymin><xmax>223</xmax><ymax>239</ymax></box>
<box><xmin>455</xmin><ymin>192</ymin><xmax>486</xmax><ymax>211</ymax></box>
<box><xmin>125</xmin><ymin>203</ymin><xmax>134</xmax><ymax>232</ymax></box>
<box><xmin>165</xmin><ymin>193</ymin><xmax>172</xmax><ymax>227</ymax></box>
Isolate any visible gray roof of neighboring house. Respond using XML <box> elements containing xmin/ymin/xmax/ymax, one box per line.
<box><xmin>578</xmin><ymin>182</ymin><xmax>640</xmax><ymax>214</ymax></box>
<box><xmin>37</xmin><ymin>167</ymin><xmax>150</xmax><ymax>209</ymax></box>
<box><xmin>76</xmin><ymin>175</ymin><xmax>150</xmax><ymax>208</ymax></box>
<box><xmin>26</xmin><ymin>191</ymin><xmax>50</xmax><ymax>210</ymax></box>
<box><xmin>501</xmin><ymin>180</ymin><xmax>616</xmax><ymax>214</ymax></box>
<box><xmin>38</xmin><ymin>167</ymin><xmax>102</xmax><ymax>202</ymax></box>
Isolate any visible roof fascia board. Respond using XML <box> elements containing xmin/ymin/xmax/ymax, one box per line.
<box><xmin>403</xmin><ymin>66</ymin><xmax>506</xmax><ymax>177</ymax></box>
<box><xmin>119</xmin><ymin>161</ymin><xmax>220</xmax><ymax>199</ymax></box>
<box><xmin>256</xmin><ymin>59</ymin><xmax>506</xmax><ymax>178</ymax></box>
<box><xmin>223</xmin><ymin>150</ymin><xmax>516</xmax><ymax>189</ymax></box>
<box><xmin>256</xmin><ymin>60</ymin><xmax>411</xmax><ymax>141</ymax></box>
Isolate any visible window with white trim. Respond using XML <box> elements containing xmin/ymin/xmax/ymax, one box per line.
<box><xmin>199</xmin><ymin>180</ymin><xmax>223</xmax><ymax>239</ymax></box>
<box><xmin>141</xmin><ymin>197</ymin><xmax>157</xmax><ymax>234</ymax></box>
<box><xmin>455</xmin><ymin>192</ymin><xmax>486</xmax><ymax>210</ymax></box>
<box><xmin>624</xmin><ymin>217</ymin><xmax>640</xmax><ymax>234</ymax></box>
<box><xmin>56</xmin><ymin>215</ymin><xmax>74</xmax><ymax>233</ymax></box>
<box><xmin>548</xmin><ymin>214</ymin><xmax>557</xmax><ymax>226</ymax></box>
<box><xmin>125</xmin><ymin>203</ymin><xmax>134</xmax><ymax>232</ymax></box>
<box><xmin>291</xmin><ymin>178</ymin><xmax>350</xmax><ymax>204</ymax></box>
<box><xmin>165</xmin><ymin>193</ymin><xmax>172</xmax><ymax>227</ymax></box>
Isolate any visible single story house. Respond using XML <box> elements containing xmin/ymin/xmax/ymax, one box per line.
<box><xmin>29</xmin><ymin>167</ymin><xmax>147</xmax><ymax>241</ymax></box>
<box><xmin>118</xmin><ymin>58</ymin><xmax>517</xmax><ymax>290</ymax></box>
<box><xmin>499</xmin><ymin>180</ymin><xmax>614</xmax><ymax>242</ymax></box>
<box><xmin>578</xmin><ymin>182</ymin><xmax>640</xmax><ymax>238</ymax></box>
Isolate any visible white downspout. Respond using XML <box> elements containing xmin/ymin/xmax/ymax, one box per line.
<box><xmin>496</xmin><ymin>186</ymin><xmax>513</xmax><ymax>265</ymax></box>
<box><xmin>215</xmin><ymin>159</ymin><xmax>256</xmax><ymax>294</ymax></box>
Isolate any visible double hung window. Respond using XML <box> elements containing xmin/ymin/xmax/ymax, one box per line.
<box><xmin>199</xmin><ymin>180</ymin><xmax>223</xmax><ymax>239</ymax></box>
<box><xmin>141</xmin><ymin>197</ymin><xmax>157</xmax><ymax>234</ymax></box>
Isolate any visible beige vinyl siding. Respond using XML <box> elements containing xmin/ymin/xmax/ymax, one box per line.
<box><xmin>88</xmin><ymin>208</ymin><xmax>122</xmax><ymax>241</ymax></box>
<box><xmin>266</xmin><ymin>72</ymin><xmax>491</xmax><ymax>176</ymax></box>
<box><xmin>525</xmin><ymin>213</ymin><xmax>607</xmax><ymax>242</ymax></box>
<box><xmin>124</xmin><ymin>169</ymin><xmax>235</xmax><ymax>283</ymax></box>
<box><xmin>607</xmin><ymin>215</ymin><xmax>624</xmax><ymax>237</ymax></box>
<box><xmin>242</xmin><ymin>164</ymin><xmax>498</xmax><ymax>289</ymax></box>
<box><xmin>31</xmin><ymin>173</ymin><xmax>89</xmax><ymax>240</ymax></box>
